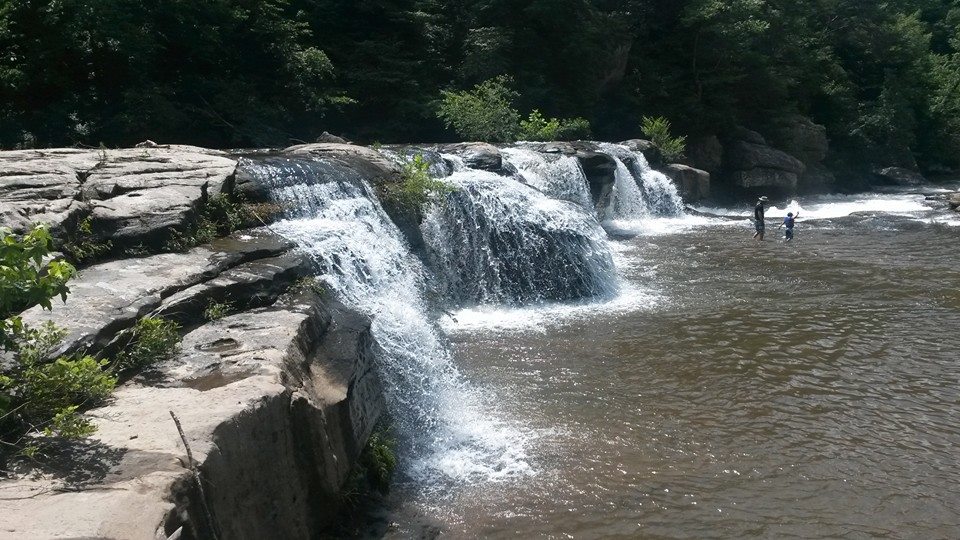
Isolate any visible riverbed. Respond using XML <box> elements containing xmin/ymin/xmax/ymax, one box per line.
<box><xmin>374</xmin><ymin>189</ymin><xmax>960</xmax><ymax>539</ymax></box>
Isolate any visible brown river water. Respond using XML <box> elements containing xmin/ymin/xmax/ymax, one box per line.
<box><xmin>369</xmin><ymin>190</ymin><xmax>960</xmax><ymax>539</ymax></box>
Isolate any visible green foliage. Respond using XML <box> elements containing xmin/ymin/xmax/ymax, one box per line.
<box><xmin>202</xmin><ymin>299</ymin><xmax>234</xmax><ymax>322</ymax></box>
<box><xmin>641</xmin><ymin>116</ymin><xmax>687</xmax><ymax>162</ymax></box>
<box><xmin>1</xmin><ymin>321</ymin><xmax>116</xmax><ymax>460</ymax></box>
<box><xmin>359</xmin><ymin>431</ymin><xmax>397</xmax><ymax>494</ymax></box>
<box><xmin>519</xmin><ymin>110</ymin><xmax>592</xmax><ymax>141</ymax></box>
<box><xmin>62</xmin><ymin>217</ymin><xmax>113</xmax><ymax>264</ymax></box>
<box><xmin>115</xmin><ymin>317</ymin><xmax>180</xmax><ymax>372</ymax></box>
<box><xmin>437</xmin><ymin>76</ymin><xmax>520</xmax><ymax>142</ymax></box>
<box><xmin>1</xmin><ymin>225</ymin><xmax>76</xmax><ymax>350</ymax></box>
<box><xmin>384</xmin><ymin>154</ymin><xmax>455</xmax><ymax>209</ymax></box>
<box><xmin>164</xmin><ymin>194</ymin><xmax>246</xmax><ymax>252</ymax></box>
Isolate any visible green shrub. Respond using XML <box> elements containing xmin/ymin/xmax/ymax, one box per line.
<box><xmin>0</xmin><ymin>225</ymin><xmax>76</xmax><ymax>350</ymax></box>
<box><xmin>202</xmin><ymin>299</ymin><xmax>234</xmax><ymax>321</ymax></box>
<box><xmin>641</xmin><ymin>116</ymin><xmax>687</xmax><ymax>162</ymax></box>
<box><xmin>437</xmin><ymin>75</ymin><xmax>520</xmax><ymax>142</ymax></box>
<box><xmin>519</xmin><ymin>110</ymin><xmax>592</xmax><ymax>141</ymax></box>
<box><xmin>383</xmin><ymin>154</ymin><xmax>455</xmax><ymax>209</ymax></box>
<box><xmin>62</xmin><ymin>217</ymin><xmax>113</xmax><ymax>264</ymax></box>
<box><xmin>293</xmin><ymin>276</ymin><xmax>327</xmax><ymax>297</ymax></box>
<box><xmin>164</xmin><ymin>193</ymin><xmax>247</xmax><ymax>252</ymax></box>
<box><xmin>115</xmin><ymin>317</ymin><xmax>181</xmax><ymax>372</ymax></box>
<box><xmin>1</xmin><ymin>322</ymin><xmax>116</xmax><ymax>460</ymax></box>
<box><xmin>359</xmin><ymin>431</ymin><xmax>397</xmax><ymax>494</ymax></box>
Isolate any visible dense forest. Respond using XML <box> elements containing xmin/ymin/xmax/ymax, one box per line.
<box><xmin>1</xmin><ymin>0</ymin><xmax>959</xmax><ymax>172</ymax></box>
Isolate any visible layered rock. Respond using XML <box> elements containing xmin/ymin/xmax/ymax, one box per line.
<box><xmin>436</xmin><ymin>142</ymin><xmax>507</xmax><ymax>174</ymax></box>
<box><xmin>685</xmin><ymin>135</ymin><xmax>723</xmax><ymax>175</ymax></box>
<box><xmin>660</xmin><ymin>164</ymin><xmax>710</xmax><ymax>201</ymax></box>
<box><xmin>723</xmin><ymin>127</ymin><xmax>805</xmax><ymax>193</ymax></box>
<box><xmin>0</xmin><ymin>228</ymin><xmax>383</xmax><ymax>539</ymax></box>
<box><xmin>874</xmin><ymin>166</ymin><xmax>926</xmax><ymax>186</ymax></box>
<box><xmin>768</xmin><ymin>115</ymin><xmax>835</xmax><ymax>191</ymax></box>
<box><xmin>0</xmin><ymin>146</ymin><xmax>237</xmax><ymax>249</ymax></box>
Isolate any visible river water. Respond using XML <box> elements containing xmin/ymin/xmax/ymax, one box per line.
<box><xmin>374</xmin><ymin>189</ymin><xmax>960</xmax><ymax>539</ymax></box>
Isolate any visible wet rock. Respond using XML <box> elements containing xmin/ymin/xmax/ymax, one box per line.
<box><xmin>660</xmin><ymin>164</ymin><xmax>710</xmax><ymax>201</ymax></box>
<box><xmin>284</xmin><ymin>143</ymin><xmax>400</xmax><ymax>185</ymax></box>
<box><xmin>874</xmin><ymin>166</ymin><xmax>926</xmax><ymax>186</ymax></box>
<box><xmin>620</xmin><ymin>139</ymin><xmax>663</xmax><ymax>167</ymax></box>
<box><xmin>437</xmin><ymin>142</ymin><xmax>503</xmax><ymax>172</ymax></box>
<box><xmin>575</xmin><ymin>151</ymin><xmax>618</xmax><ymax>213</ymax></box>
<box><xmin>383</xmin><ymin>145</ymin><xmax>453</xmax><ymax>178</ymax></box>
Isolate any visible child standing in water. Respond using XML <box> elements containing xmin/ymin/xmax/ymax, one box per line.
<box><xmin>779</xmin><ymin>211</ymin><xmax>799</xmax><ymax>241</ymax></box>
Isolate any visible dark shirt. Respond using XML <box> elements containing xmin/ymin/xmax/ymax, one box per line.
<box><xmin>754</xmin><ymin>203</ymin><xmax>765</xmax><ymax>221</ymax></box>
<box><xmin>783</xmin><ymin>215</ymin><xmax>795</xmax><ymax>229</ymax></box>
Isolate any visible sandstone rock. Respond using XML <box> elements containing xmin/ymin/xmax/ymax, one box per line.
<box><xmin>284</xmin><ymin>143</ymin><xmax>400</xmax><ymax>185</ymax></box>
<box><xmin>0</xmin><ymin>295</ymin><xmax>384</xmax><ymax>540</ymax></box>
<box><xmin>437</xmin><ymin>142</ymin><xmax>503</xmax><ymax>172</ymax></box>
<box><xmin>874</xmin><ymin>166</ymin><xmax>926</xmax><ymax>186</ymax></box>
<box><xmin>685</xmin><ymin>135</ymin><xmax>723</xmax><ymax>174</ymax></box>
<box><xmin>14</xmin><ymin>228</ymin><xmax>293</xmax><ymax>359</ymax></box>
<box><xmin>0</xmin><ymin>146</ymin><xmax>238</xmax><ymax>249</ymax></box>
<box><xmin>660</xmin><ymin>164</ymin><xmax>710</xmax><ymax>201</ymax></box>
<box><xmin>770</xmin><ymin>115</ymin><xmax>829</xmax><ymax>164</ymax></box>
<box><xmin>724</xmin><ymin>139</ymin><xmax>805</xmax><ymax>191</ymax></box>
<box><xmin>620</xmin><ymin>139</ymin><xmax>663</xmax><ymax>167</ymax></box>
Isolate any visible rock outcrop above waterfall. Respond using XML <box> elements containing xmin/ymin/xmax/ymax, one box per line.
<box><xmin>873</xmin><ymin>166</ymin><xmax>926</xmax><ymax>186</ymax></box>
<box><xmin>0</xmin><ymin>228</ymin><xmax>383</xmax><ymax>539</ymax></box>
<box><xmin>437</xmin><ymin>142</ymin><xmax>507</xmax><ymax>173</ymax></box>
<box><xmin>620</xmin><ymin>139</ymin><xmax>663</xmax><ymax>167</ymax></box>
<box><xmin>660</xmin><ymin>164</ymin><xmax>710</xmax><ymax>201</ymax></box>
<box><xmin>0</xmin><ymin>146</ymin><xmax>236</xmax><ymax>248</ymax></box>
<box><xmin>722</xmin><ymin>127</ymin><xmax>806</xmax><ymax>192</ymax></box>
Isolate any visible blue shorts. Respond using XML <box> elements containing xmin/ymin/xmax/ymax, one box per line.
<box><xmin>755</xmin><ymin>220</ymin><xmax>765</xmax><ymax>232</ymax></box>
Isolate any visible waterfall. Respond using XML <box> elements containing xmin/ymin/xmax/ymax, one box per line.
<box><xmin>598</xmin><ymin>143</ymin><xmax>685</xmax><ymax>221</ymax></box>
<box><xmin>238</xmin><ymin>156</ymin><xmax>530</xmax><ymax>485</ymax></box>
<box><xmin>421</xmin><ymin>168</ymin><xmax>617</xmax><ymax>306</ymax></box>
<box><xmin>501</xmin><ymin>146</ymin><xmax>592</xmax><ymax>208</ymax></box>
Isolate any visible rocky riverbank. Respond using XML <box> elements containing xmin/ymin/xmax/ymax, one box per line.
<box><xmin>0</xmin><ymin>130</ymin><xmax>935</xmax><ymax>538</ymax></box>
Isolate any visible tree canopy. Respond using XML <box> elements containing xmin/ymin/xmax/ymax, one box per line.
<box><xmin>1</xmin><ymin>0</ymin><xmax>958</xmax><ymax>171</ymax></box>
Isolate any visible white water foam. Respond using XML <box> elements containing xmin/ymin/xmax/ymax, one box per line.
<box><xmin>245</xmin><ymin>158</ymin><xmax>534</xmax><ymax>487</ymax></box>
<box><xmin>501</xmin><ymin>146</ymin><xmax>593</xmax><ymax>208</ymax></box>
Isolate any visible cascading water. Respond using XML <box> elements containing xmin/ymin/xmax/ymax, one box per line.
<box><xmin>501</xmin><ymin>146</ymin><xmax>593</xmax><ymax>208</ymax></box>
<box><xmin>421</xmin><ymin>168</ymin><xmax>618</xmax><ymax>306</ymax></box>
<box><xmin>238</xmin><ymin>156</ymin><xmax>530</xmax><ymax>485</ymax></box>
<box><xmin>598</xmin><ymin>142</ymin><xmax>685</xmax><ymax>221</ymax></box>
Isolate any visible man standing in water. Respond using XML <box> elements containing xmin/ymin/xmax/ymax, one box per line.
<box><xmin>753</xmin><ymin>196</ymin><xmax>769</xmax><ymax>240</ymax></box>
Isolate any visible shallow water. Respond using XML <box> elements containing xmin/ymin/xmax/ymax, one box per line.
<box><xmin>374</xmin><ymin>190</ymin><xmax>960</xmax><ymax>539</ymax></box>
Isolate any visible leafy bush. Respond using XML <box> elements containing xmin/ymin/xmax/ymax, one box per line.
<box><xmin>164</xmin><ymin>194</ymin><xmax>246</xmax><ymax>252</ymax></box>
<box><xmin>1</xmin><ymin>322</ymin><xmax>116</xmax><ymax>460</ymax></box>
<box><xmin>115</xmin><ymin>317</ymin><xmax>181</xmax><ymax>372</ymax></box>
<box><xmin>519</xmin><ymin>110</ymin><xmax>592</xmax><ymax>141</ymax></box>
<box><xmin>383</xmin><ymin>154</ymin><xmax>455</xmax><ymax>209</ymax></box>
<box><xmin>62</xmin><ymin>217</ymin><xmax>113</xmax><ymax>264</ymax></box>
<box><xmin>0</xmin><ymin>225</ymin><xmax>76</xmax><ymax>350</ymax></box>
<box><xmin>203</xmin><ymin>299</ymin><xmax>234</xmax><ymax>321</ymax></box>
<box><xmin>641</xmin><ymin>116</ymin><xmax>687</xmax><ymax>162</ymax></box>
<box><xmin>437</xmin><ymin>76</ymin><xmax>520</xmax><ymax>142</ymax></box>
<box><xmin>359</xmin><ymin>431</ymin><xmax>397</xmax><ymax>494</ymax></box>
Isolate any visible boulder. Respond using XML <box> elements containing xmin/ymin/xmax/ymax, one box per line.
<box><xmin>724</xmin><ymin>138</ymin><xmax>805</xmax><ymax>192</ymax></box>
<box><xmin>769</xmin><ymin>115</ymin><xmax>829</xmax><ymax>164</ymax></box>
<box><xmin>949</xmin><ymin>193</ymin><xmax>960</xmax><ymax>211</ymax></box>
<box><xmin>620</xmin><ymin>139</ymin><xmax>663</xmax><ymax>167</ymax></box>
<box><xmin>437</xmin><ymin>142</ymin><xmax>503</xmax><ymax>173</ymax></box>
<box><xmin>315</xmin><ymin>131</ymin><xmax>350</xmax><ymax>144</ymax></box>
<box><xmin>283</xmin><ymin>143</ymin><xmax>400</xmax><ymax>185</ymax></box>
<box><xmin>0</xmin><ymin>295</ymin><xmax>384</xmax><ymax>540</ymax></box>
<box><xmin>729</xmin><ymin>126</ymin><xmax>767</xmax><ymax>146</ymax></box>
<box><xmin>874</xmin><ymin>166</ymin><xmax>926</xmax><ymax>186</ymax></box>
<box><xmin>685</xmin><ymin>135</ymin><xmax>723</xmax><ymax>174</ymax></box>
<box><xmin>660</xmin><ymin>164</ymin><xmax>710</xmax><ymax>201</ymax></box>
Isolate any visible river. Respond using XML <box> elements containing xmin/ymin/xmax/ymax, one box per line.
<box><xmin>373</xmin><ymin>188</ymin><xmax>960</xmax><ymax>538</ymax></box>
